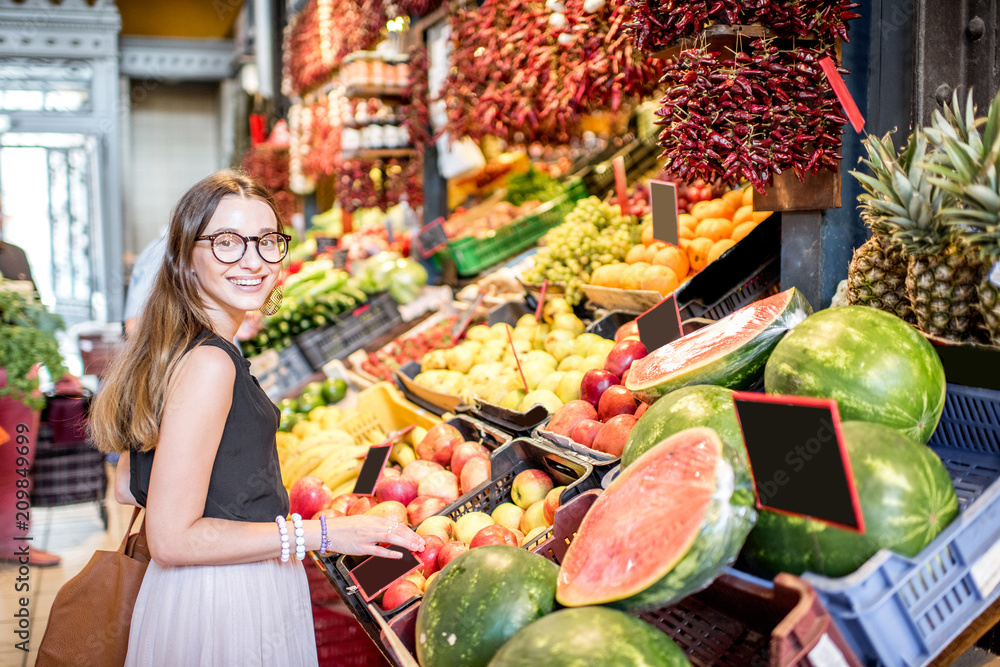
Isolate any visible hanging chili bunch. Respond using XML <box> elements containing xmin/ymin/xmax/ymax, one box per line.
<box><xmin>394</xmin><ymin>0</ymin><xmax>444</xmax><ymax>18</ymax></box>
<box><xmin>625</xmin><ymin>0</ymin><xmax>860</xmax><ymax>53</ymax></box>
<box><xmin>656</xmin><ymin>40</ymin><xmax>848</xmax><ymax>193</ymax></box>
<box><xmin>303</xmin><ymin>97</ymin><xmax>343</xmax><ymax>182</ymax></box>
<box><xmin>284</xmin><ymin>1</ymin><xmax>331</xmax><ymax>97</ymax></box>
<box><xmin>402</xmin><ymin>47</ymin><xmax>431</xmax><ymax>157</ymax></box>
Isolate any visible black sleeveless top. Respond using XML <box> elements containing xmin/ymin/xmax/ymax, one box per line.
<box><xmin>130</xmin><ymin>331</ymin><xmax>289</xmax><ymax>522</ymax></box>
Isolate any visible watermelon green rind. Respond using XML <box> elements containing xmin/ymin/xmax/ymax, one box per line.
<box><xmin>486</xmin><ymin>607</ymin><xmax>691</xmax><ymax>667</ymax></box>
<box><xmin>556</xmin><ymin>427</ymin><xmax>756</xmax><ymax>612</ymax></box>
<box><xmin>626</xmin><ymin>288</ymin><xmax>812</xmax><ymax>403</ymax></box>
<box><xmin>741</xmin><ymin>421</ymin><xmax>959</xmax><ymax>578</ymax></box>
<box><xmin>763</xmin><ymin>306</ymin><xmax>946</xmax><ymax>444</ymax></box>
<box><xmin>416</xmin><ymin>545</ymin><xmax>559</xmax><ymax>667</ymax></box>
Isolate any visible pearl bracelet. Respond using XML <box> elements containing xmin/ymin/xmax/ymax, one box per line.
<box><xmin>319</xmin><ymin>515</ymin><xmax>329</xmax><ymax>555</ymax></box>
<box><xmin>275</xmin><ymin>515</ymin><xmax>290</xmax><ymax>563</ymax></box>
<box><xmin>290</xmin><ymin>513</ymin><xmax>306</xmax><ymax>561</ymax></box>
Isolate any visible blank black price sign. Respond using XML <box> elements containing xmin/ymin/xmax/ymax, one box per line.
<box><xmin>417</xmin><ymin>218</ymin><xmax>449</xmax><ymax>258</ymax></box>
<box><xmin>331</xmin><ymin>248</ymin><xmax>349</xmax><ymax>269</ymax></box>
<box><xmin>315</xmin><ymin>236</ymin><xmax>339</xmax><ymax>254</ymax></box>
<box><xmin>637</xmin><ymin>294</ymin><xmax>683</xmax><ymax>352</ymax></box>
<box><xmin>352</xmin><ymin>445</ymin><xmax>393</xmax><ymax>496</ymax></box>
<box><xmin>349</xmin><ymin>545</ymin><xmax>423</xmax><ymax>602</ymax></box>
<box><xmin>649</xmin><ymin>180</ymin><xmax>679</xmax><ymax>246</ymax></box>
<box><xmin>732</xmin><ymin>392</ymin><xmax>864</xmax><ymax>533</ymax></box>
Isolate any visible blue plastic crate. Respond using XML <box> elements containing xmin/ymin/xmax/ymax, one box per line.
<box><xmin>792</xmin><ymin>383</ymin><xmax>1000</xmax><ymax>666</ymax></box>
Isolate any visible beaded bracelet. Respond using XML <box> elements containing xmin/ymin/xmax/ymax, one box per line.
<box><xmin>319</xmin><ymin>515</ymin><xmax>329</xmax><ymax>555</ymax></box>
<box><xmin>291</xmin><ymin>513</ymin><xmax>306</xmax><ymax>561</ymax></box>
<box><xmin>275</xmin><ymin>515</ymin><xmax>290</xmax><ymax>563</ymax></box>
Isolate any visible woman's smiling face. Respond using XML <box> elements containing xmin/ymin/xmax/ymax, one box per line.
<box><xmin>193</xmin><ymin>196</ymin><xmax>281</xmax><ymax>326</ymax></box>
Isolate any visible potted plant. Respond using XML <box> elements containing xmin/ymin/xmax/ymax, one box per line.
<box><xmin>0</xmin><ymin>281</ymin><xmax>67</xmax><ymax>409</ymax></box>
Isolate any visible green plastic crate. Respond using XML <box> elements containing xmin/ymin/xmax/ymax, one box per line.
<box><xmin>437</xmin><ymin>180</ymin><xmax>588</xmax><ymax>277</ymax></box>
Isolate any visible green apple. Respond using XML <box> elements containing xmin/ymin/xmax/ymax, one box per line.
<box><xmin>475</xmin><ymin>345</ymin><xmax>504</xmax><ymax>365</ymax></box>
<box><xmin>572</xmin><ymin>333</ymin><xmax>606</xmax><ymax>358</ymax></box>
<box><xmin>537</xmin><ymin>371</ymin><xmax>566</xmax><ymax>394</ymax></box>
<box><xmin>465</xmin><ymin>324</ymin><xmax>492</xmax><ymax>342</ymax></box>
<box><xmin>552</xmin><ymin>313</ymin><xmax>585</xmax><ymax>336</ymax></box>
<box><xmin>421</xmin><ymin>349</ymin><xmax>448</xmax><ymax>370</ymax></box>
<box><xmin>523</xmin><ymin>350</ymin><xmax>558</xmax><ymax>370</ymax></box>
<box><xmin>445</xmin><ymin>345</ymin><xmax>476</xmax><ymax>374</ymax></box>
<box><xmin>580</xmin><ymin>355</ymin><xmax>606</xmax><ymax>373</ymax></box>
<box><xmin>542</xmin><ymin>297</ymin><xmax>573</xmax><ymax>323</ymax></box>
<box><xmin>501</xmin><ymin>388</ymin><xmax>527</xmax><ymax>410</ymax></box>
<box><xmin>489</xmin><ymin>322</ymin><xmax>511</xmax><ymax>340</ymax></box>
<box><xmin>485</xmin><ymin>374</ymin><xmax>524</xmax><ymax>404</ymax></box>
<box><xmin>468</xmin><ymin>362</ymin><xmax>505</xmax><ymax>384</ymax></box>
<box><xmin>557</xmin><ymin>355</ymin><xmax>585</xmax><ymax>372</ymax></box>
<box><xmin>512</xmin><ymin>326</ymin><xmax>537</xmax><ymax>343</ymax></box>
<box><xmin>519</xmin><ymin>389</ymin><xmax>563</xmax><ymax>413</ymax></box>
<box><xmin>556</xmin><ymin>370</ymin><xmax>585</xmax><ymax>403</ymax></box>
<box><xmin>543</xmin><ymin>329</ymin><xmax>576</xmax><ymax>355</ymax></box>
<box><xmin>516</xmin><ymin>314</ymin><xmax>538</xmax><ymax>328</ymax></box>
<box><xmin>587</xmin><ymin>338</ymin><xmax>616</xmax><ymax>360</ymax></box>
<box><xmin>520</xmin><ymin>361</ymin><xmax>552</xmax><ymax>390</ymax></box>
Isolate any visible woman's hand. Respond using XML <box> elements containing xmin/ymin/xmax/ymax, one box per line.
<box><xmin>327</xmin><ymin>515</ymin><xmax>425</xmax><ymax>559</ymax></box>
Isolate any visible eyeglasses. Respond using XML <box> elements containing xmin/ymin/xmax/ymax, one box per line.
<box><xmin>196</xmin><ymin>231</ymin><xmax>291</xmax><ymax>264</ymax></box>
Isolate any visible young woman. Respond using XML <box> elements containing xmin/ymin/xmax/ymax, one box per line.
<box><xmin>91</xmin><ymin>170</ymin><xmax>424</xmax><ymax>666</ymax></box>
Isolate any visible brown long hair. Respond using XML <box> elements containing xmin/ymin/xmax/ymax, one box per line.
<box><xmin>90</xmin><ymin>170</ymin><xmax>283</xmax><ymax>454</ymax></box>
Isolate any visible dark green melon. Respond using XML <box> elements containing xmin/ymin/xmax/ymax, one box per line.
<box><xmin>416</xmin><ymin>545</ymin><xmax>558</xmax><ymax>667</ymax></box>
<box><xmin>487</xmin><ymin>607</ymin><xmax>691</xmax><ymax>667</ymax></box>
<box><xmin>741</xmin><ymin>421</ymin><xmax>959</xmax><ymax>578</ymax></box>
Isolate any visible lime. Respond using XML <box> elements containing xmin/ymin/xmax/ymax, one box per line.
<box><xmin>279</xmin><ymin>412</ymin><xmax>303</xmax><ymax>432</ymax></box>
<box><xmin>296</xmin><ymin>392</ymin><xmax>325</xmax><ymax>413</ymax></box>
<box><xmin>323</xmin><ymin>378</ymin><xmax>348</xmax><ymax>404</ymax></box>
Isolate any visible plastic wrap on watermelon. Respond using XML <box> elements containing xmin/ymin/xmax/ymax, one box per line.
<box><xmin>626</xmin><ymin>287</ymin><xmax>812</xmax><ymax>403</ymax></box>
<box><xmin>555</xmin><ymin>426</ymin><xmax>757</xmax><ymax>612</ymax></box>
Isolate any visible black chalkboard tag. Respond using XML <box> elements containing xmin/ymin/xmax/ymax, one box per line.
<box><xmin>732</xmin><ymin>392</ymin><xmax>864</xmax><ymax>533</ymax></box>
<box><xmin>637</xmin><ymin>294</ymin><xmax>683</xmax><ymax>351</ymax></box>
<box><xmin>932</xmin><ymin>342</ymin><xmax>1000</xmax><ymax>391</ymax></box>
<box><xmin>349</xmin><ymin>545</ymin><xmax>423</xmax><ymax>602</ymax></box>
<box><xmin>331</xmin><ymin>248</ymin><xmax>349</xmax><ymax>269</ymax></box>
<box><xmin>649</xmin><ymin>180</ymin><xmax>679</xmax><ymax>246</ymax></box>
<box><xmin>417</xmin><ymin>218</ymin><xmax>449</xmax><ymax>258</ymax></box>
<box><xmin>315</xmin><ymin>236</ymin><xmax>339</xmax><ymax>254</ymax></box>
<box><xmin>352</xmin><ymin>444</ymin><xmax>394</xmax><ymax>496</ymax></box>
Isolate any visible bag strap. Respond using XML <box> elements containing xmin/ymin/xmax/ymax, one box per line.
<box><xmin>118</xmin><ymin>506</ymin><xmax>144</xmax><ymax>554</ymax></box>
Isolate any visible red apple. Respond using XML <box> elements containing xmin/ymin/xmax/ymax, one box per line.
<box><xmin>416</xmin><ymin>515</ymin><xmax>454</xmax><ymax>542</ymax></box>
<box><xmin>635</xmin><ymin>402</ymin><xmax>649</xmax><ymax>420</ymax></box>
<box><xmin>614</xmin><ymin>320</ymin><xmax>639</xmax><ymax>344</ymax></box>
<box><xmin>365</xmin><ymin>500</ymin><xmax>409</xmax><ymax>524</ymax></box>
<box><xmin>328</xmin><ymin>493</ymin><xmax>356</xmax><ymax>515</ymax></box>
<box><xmin>511</xmin><ymin>469</ymin><xmax>554</xmax><ymax>509</ymax></box>
<box><xmin>437</xmin><ymin>541</ymin><xmax>468</xmax><ymax>569</ymax></box>
<box><xmin>546</xmin><ymin>400</ymin><xmax>598</xmax><ymax>437</ymax></box>
<box><xmin>543</xmin><ymin>486</ymin><xmax>565</xmax><ymax>525</ymax></box>
<box><xmin>402</xmin><ymin>460</ymin><xmax>444</xmax><ymax>485</ymax></box>
<box><xmin>460</xmin><ymin>456</ymin><xmax>491</xmax><ymax>495</ymax></box>
<box><xmin>415</xmin><ymin>534</ymin><xmax>445</xmax><ymax>577</ymax></box>
<box><xmin>598</xmin><ymin>385</ymin><xmax>638</xmax><ymax>421</ymax></box>
<box><xmin>346</xmin><ymin>496</ymin><xmax>374</xmax><ymax>516</ymax></box>
<box><xmin>382</xmin><ymin>579</ymin><xmax>421</xmax><ymax>611</ymax></box>
<box><xmin>312</xmin><ymin>507</ymin><xmax>345</xmax><ymax>520</ymax></box>
<box><xmin>417</xmin><ymin>423</ymin><xmax>465</xmax><ymax>467</ymax></box>
<box><xmin>569</xmin><ymin>419</ymin><xmax>602</xmax><ymax>449</ymax></box>
<box><xmin>469</xmin><ymin>524</ymin><xmax>519</xmax><ymax>549</ymax></box>
<box><xmin>376</xmin><ymin>475</ymin><xmax>419</xmax><ymax>507</ymax></box>
<box><xmin>592</xmin><ymin>414</ymin><xmax>639</xmax><ymax>456</ymax></box>
<box><xmin>450</xmin><ymin>441</ymin><xmax>490</xmax><ymax>477</ymax></box>
<box><xmin>406</xmin><ymin>495</ymin><xmax>447</xmax><ymax>526</ymax></box>
<box><xmin>288</xmin><ymin>476</ymin><xmax>333</xmax><ymax>521</ymax></box>
<box><xmin>418</xmin><ymin>470</ymin><xmax>460</xmax><ymax>504</ymax></box>
<box><xmin>604</xmin><ymin>339</ymin><xmax>648</xmax><ymax>379</ymax></box>
<box><xmin>382</xmin><ymin>467</ymin><xmax>401</xmax><ymax>480</ymax></box>
<box><xmin>580</xmin><ymin>369</ymin><xmax>619</xmax><ymax>408</ymax></box>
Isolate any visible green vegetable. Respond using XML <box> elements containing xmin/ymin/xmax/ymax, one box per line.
<box><xmin>387</xmin><ymin>258</ymin><xmax>428</xmax><ymax>305</ymax></box>
<box><xmin>504</xmin><ymin>166</ymin><xmax>565</xmax><ymax>207</ymax></box>
<box><xmin>0</xmin><ymin>284</ymin><xmax>68</xmax><ymax>408</ymax></box>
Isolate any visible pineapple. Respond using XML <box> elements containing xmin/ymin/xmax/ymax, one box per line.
<box><xmin>926</xmin><ymin>89</ymin><xmax>1000</xmax><ymax>344</ymax></box>
<box><xmin>852</xmin><ymin>129</ymin><xmax>982</xmax><ymax>341</ymax></box>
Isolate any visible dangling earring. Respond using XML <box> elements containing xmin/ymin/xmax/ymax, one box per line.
<box><xmin>260</xmin><ymin>285</ymin><xmax>282</xmax><ymax>315</ymax></box>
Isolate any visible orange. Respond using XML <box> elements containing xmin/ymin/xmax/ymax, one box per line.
<box><xmin>645</xmin><ymin>241</ymin><xmax>667</xmax><ymax>262</ymax></box>
<box><xmin>601</xmin><ymin>263</ymin><xmax>627</xmax><ymax>288</ymax></box>
<box><xmin>689</xmin><ymin>200</ymin><xmax>713</xmax><ymax>220</ymax></box>
<box><xmin>678</xmin><ymin>238</ymin><xmax>692</xmax><ymax>250</ymax></box>
<box><xmin>731</xmin><ymin>221</ymin><xmax>757</xmax><ymax>243</ymax></box>
<box><xmin>679</xmin><ymin>225</ymin><xmax>695</xmax><ymax>240</ymax></box>
<box><xmin>695</xmin><ymin>217</ymin><xmax>734</xmax><ymax>242</ymax></box>
<box><xmin>753</xmin><ymin>210</ymin><xmax>773</xmax><ymax>223</ymax></box>
<box><xmin>589</xmin><ymin>265</ymin><xmax>611</xmax><ymax>287</ymax></box>
<box><xmin>678</xmin><ymin>213</ymin><xmax>699</xmax><ymax>230</ymax></box>
<box><xmin>641</xmin><ymin>224</ymin><xmax>655</xmax><ymax>246</ymax></box>
<box><xmin>640</xmin><ymin>265</ymin><xmax>680</xmax><ymax>296</ymax></box>
<box><xmin>722</xmin><ymin>189</ymin><xmax>745</xmax><ymax>210</ymax></box>
<box><xmin>733</xmin><ymin>204</ymin><xmax>755</xmax><ymax>227</ymax></box>
<box><xmin>625</xmin><ymin>244</ymin><xmax>647</xmax><ymax>265</ymax></box>
<box><xmin>621</xmin><ymin>262</ymin><xmax>650</xmax><ymax>290</ymax></box>
<box><xmin>652</xmin><ymin>245</ymin><xmax>690</xmax><ymax>280</ymax></box>
<box><xmin>708</xmin><ymin>239</ymin><xmax>736</xmax><ymax>262</ymax></box>
<box><xmin>742</xmin><ymin>186</ymin><xmax>754</xmax><ymax>207</ymax></box>
<box><xmin>687</xmin><ymin>238</ymin><xmax>713</xmax><ymax>272</ymax></box>
<box><xmin>691</xmin><ymin>199</ymin><xmax>736</xmax><ymax>221</ymax></box>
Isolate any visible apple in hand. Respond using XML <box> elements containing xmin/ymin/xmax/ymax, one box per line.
<box><xmin>580</xmin><ymin>369</ymin><xmax>619</xmax><ymax>408</ymax></box>
<box><xmin>450</xmin><ymin>441</ymin><xmax>490</xmax><ymax>477</ymax></box>
<box><xmin>597</xmin><ymin>385</ymin><xmax>638</xmax><ymax>421</ymax></box>
<box><xmin>415</xmin><ymin>534</ymin><xmax>445</xmax><ymax>577</ymax></box>
<box><xmin>510</xmin><ymin>469</ymin><xmax>554</xmax><ymax>509</ymax></box>
<box><xmin>417</xmin><ymin>423</ymin><xmax>465</xmax><ymax>467</ymax></box>
<box><xmin>289</xmin><ymin>476</ymin><xmax>333</xmax><ymax>521</ymax></box>
<box><xmin>365</xmin><ymin>501</ymin><xmax>409</xmax><ymax>525</ymax></box>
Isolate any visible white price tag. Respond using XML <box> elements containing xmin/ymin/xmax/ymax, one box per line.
<box><xmin>971</xmin><ymin>537</ymin><xmax>1000</xmax><ymax>597</ymax></box>
<box><xmin>808</xmin><ymin>633</ymin><xmax>851</xmax><ymax>667</ymax></box>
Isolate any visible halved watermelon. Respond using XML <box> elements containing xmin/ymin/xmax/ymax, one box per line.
<box><xmin>626</xmin><ymin>288</ymin><xmax>812</xmax><ymax>403</ymax></box>
<box><xmin>556</xmin><ymin>427</ymin><xmax>756</xmax><ymax>611</ymax></box>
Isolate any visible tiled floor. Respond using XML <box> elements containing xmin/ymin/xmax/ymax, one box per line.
<box><xmin>2</xmin><ymin>465</ymin><xmax>1000</xmax><ymax>667</ymax></box>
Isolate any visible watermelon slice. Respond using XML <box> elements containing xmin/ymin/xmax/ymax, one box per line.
<box><xmin>626</xmin><ymin>287</ymin><xmax>812</xmax><ymax>403</ymax></box>
<box><xmin>556</xmin><ymin>427</ymin><xmax>756</xmax><ymax>611</ymax></box>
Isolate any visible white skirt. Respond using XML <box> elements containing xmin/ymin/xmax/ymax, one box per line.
<box><xmin>125</xmin><ymin>557</ymin><xmax>319</xmax><ymax>667</ymax></box>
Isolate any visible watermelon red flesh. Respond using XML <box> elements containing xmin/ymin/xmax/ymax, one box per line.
<box><xmin>740</xmin><ymin>421</ymin><xmax>959</xmax><ymax>578</ymax></box>
<box><xmin>763</xmin><ymin>305</ymin><xmax>946</xmax><ymax>444</ymax></box>
<box><xmin>558</xmin><ymin>427</ymin><xmax>749</xmax><ymax>611</ymax></box>
<box><xmin>626</xmin><ymin>288</ymin><xmax>812</xmax><ymax>403</ymax></box>
<box><xmin>486</xmin><ymin>607</ymin><xmax>691</xmax><ymax>667</ymax></box>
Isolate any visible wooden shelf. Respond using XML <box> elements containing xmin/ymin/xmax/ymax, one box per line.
<box><xmin>345</xmin><ymin>83</ymin><xmax>410</xmax><ymax>99</ymax></box>
<box><xmin>341</xmin><ymin>148</ymin><xmax>417</xmax><ymax>160</ymax></box>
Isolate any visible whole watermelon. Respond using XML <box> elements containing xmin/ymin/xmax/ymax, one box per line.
<box><xmin>416</xmin><ymin>545</ymin><xmax>559</xmax><ymax>667</ymax></box>
<box><xmin>487</xmin><ymin>607</ymin><xmax>691</xmax><ymax>667</ymax></box>
<box><xmin>741</xmin><ymin>421</ymin><xmax>958</xmax><ymax>578</ymax></box>
<box><xmin>764</xmin><ymin>306</ymin><xmax>946</xmax><ymax>443</ymax></box>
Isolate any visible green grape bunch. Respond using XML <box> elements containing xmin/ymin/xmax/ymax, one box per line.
<box><xmin>524</xmin><ymin>197</ymin><xmax>636</xmax><ymax>304</ymax></box>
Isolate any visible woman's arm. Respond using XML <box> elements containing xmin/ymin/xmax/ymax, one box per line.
<box><xmin>145</xmin><ymin>345</ymin><xmax>422</xmax><ymax>567</ymax></box>
<box><xmin>114</xmin><ymin>451</ymin><xmax>138</xmax><ymax>506</ymax></box>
